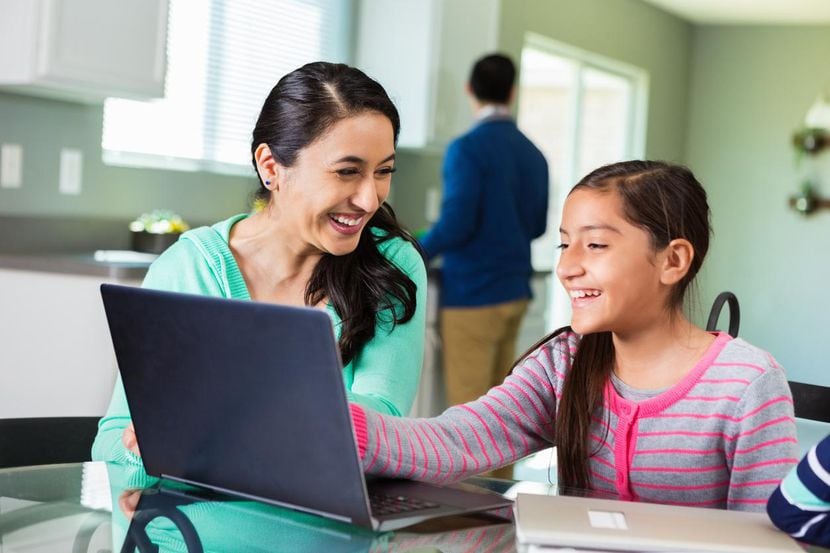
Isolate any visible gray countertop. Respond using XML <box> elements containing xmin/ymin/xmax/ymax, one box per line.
<box><xmin>0</xmin><ymin>252</ymin><xmax>152</xmax><ymax>280</ymax></box>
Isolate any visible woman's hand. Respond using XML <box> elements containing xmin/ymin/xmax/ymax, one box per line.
<box><xmin>118</xmin><ymin>489</ymin><xmax>142</xmax><ymax>520</ymax></box>
<box><xmin>122</xmin><ymin>422</ymin><xmax>141</xmax><ymax>457</ymax></box>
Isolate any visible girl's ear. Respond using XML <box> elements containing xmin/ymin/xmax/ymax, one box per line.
<box><xmin>660</xmin><ymin>238</ymin><xmax>695</xmax><ymax>285</ymax></box>
<box><xmin>254</xmin><ymin>143</ymin><xmax>284</xmax><ymax>190</ymax></box>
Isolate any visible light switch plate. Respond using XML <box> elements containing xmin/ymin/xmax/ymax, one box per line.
<box><xmin>1</xmin><ymin>143</ymin><xmax>23</xmax><ymax>189</ymax></box>
<box><xmin>59</xmin><ymin>148</ymin><xmax>83</xmax><ymax>195</ymax></box>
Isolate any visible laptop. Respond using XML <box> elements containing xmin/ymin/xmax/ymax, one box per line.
<box><xmin>514</xmin><ymin>493</ymin><xmax>803</xmax><ymax>553</ymax></box>
<box><xmin>100</xmin><ymin>284</ymin><xmax>511</xmax><ymax>532</ymax></box>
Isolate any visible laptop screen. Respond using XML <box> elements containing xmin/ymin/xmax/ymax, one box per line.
<box><xmin>101</xmin><ymin>284</ymin><xmax>373</xmax><ymax>527</ymax></box>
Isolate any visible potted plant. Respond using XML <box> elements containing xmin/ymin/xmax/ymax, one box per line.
<box><xmin>129</xmin><ymin>210</ymin><xmax>190</xmax><ymax>254</ymax></box>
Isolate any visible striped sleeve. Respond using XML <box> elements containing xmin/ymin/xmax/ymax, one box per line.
<box><xmin>724</xmin><ymin>364</ymin><xmax>799</xmax><ymax>510</ymax></box>
<box><xmin>767</xmin><ymin>434</ymin><xmax>830</xmax><ymax>547</ymax></box>
<box><xmin>352</xmin><ymin>332</ymin><xmax>574</xmax><ymax>483</ymax></box>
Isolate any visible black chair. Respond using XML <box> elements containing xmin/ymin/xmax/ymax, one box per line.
<box><xmin>788</xmin><ymin>381</ymin><xmax>830</xmax><ymax>423</ymax></box>
<box><xmin>0</xmin><ymin>417</ymin><xmax>100</xmax><ymax>469</ymax></box>
<box><xmin>705</xmin><ymin>291</ymin><xmax>740</xmax><ymax>337</ymax></box>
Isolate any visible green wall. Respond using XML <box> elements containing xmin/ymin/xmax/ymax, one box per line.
<box><xmin>0</xmin><ymin>91</ymin><xmax>252</xmax><ymax>224</ymax></box>
<box><xmin>685</xmin><ymin>26</ymin><xmax>830</xmax><ymax>385</ymax></box>
<box><xmin>498</xmin><ymin>0</ymin><xmax>692</xmax><ymax>162</ymax></box>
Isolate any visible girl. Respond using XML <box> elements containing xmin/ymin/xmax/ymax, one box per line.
<box><xmin>349</xmin><ymin>160</ymin><xmax>797</xmax><ymax>511</ymax></box>
<box><xmin>93</xmin><ymin>62</ymin><xmax>426</xmax><ymax>463</ymax></box>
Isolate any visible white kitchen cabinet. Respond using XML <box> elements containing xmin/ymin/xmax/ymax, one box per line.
<box><xmin>0</xmin><ymin>268</ymin><xmax>141</xmax><ymax>418</ymax></box>
<box><xmin>0</xmin><ymin>0</ymin><xmax>168</xmax><ymax>102</ymax></box>
<box><xmin>355</xmin><ymin>0</ymin><xmax>500</xmax><ymax>148</ymax></box>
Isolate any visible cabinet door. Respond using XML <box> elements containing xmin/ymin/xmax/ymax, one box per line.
<box><xmin>39</xmin><ymin>0</ymin><xmax>168</xmax><ymax>99</ymax></box>
<box><xmin>0</xmin><ymin>268</ymin><xmax>141</xmax><ymax>418</ymax></box>
<box><xmin>0</xmin><ymin>0</ymin><xmax>168</xmax><ymax>102</ymax></box>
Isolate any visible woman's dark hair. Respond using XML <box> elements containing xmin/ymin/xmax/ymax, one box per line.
<box><xmin>516</xmin><ymin>160</ymin><xmax>712</xmax><ymax>490</ymax></box>
<box><xmin>250</xmin><ymin>61</ymin><xmax>418</xmax><ymax>366</ymax></box>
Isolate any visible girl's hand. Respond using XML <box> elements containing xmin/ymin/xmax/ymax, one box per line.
<box><xmin>122</xmin><ymin>423</ymin><xmax>141</xmax><ymax>458</ymax></box>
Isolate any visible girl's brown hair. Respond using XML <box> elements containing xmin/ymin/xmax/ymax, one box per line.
<box><xmin>515</xmin><ymin>160</ymin><xmax>711</xmax><ymax>490</ymax></box>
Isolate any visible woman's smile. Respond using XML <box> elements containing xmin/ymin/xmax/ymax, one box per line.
<box><xmin>328</xmin><ymin>212</ymin><xmax>366</xmax><ymax>235</ymax></box>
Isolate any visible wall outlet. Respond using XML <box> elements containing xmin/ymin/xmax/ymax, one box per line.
<box><xmin>1</xmin><ymin>143</ymin><xmax>23</xmax><ymax>189</ymax></box>
<box><xmin>59</xmin><ymin>148</ymin><xmax>83</xmax><ymax>195</ymax></box>
<box><xmin>426</xmin><ymin>187</ymin><xmax>442</xmax><ymax>223</ymax></box>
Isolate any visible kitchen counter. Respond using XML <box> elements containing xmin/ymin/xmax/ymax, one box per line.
<box><xmin>0</xmin><ymin>252</ymin><xmax>152</xmax><ymax>280</ymax></box>
<box><xmin>0</xmin><ymin>215</ymin><xmax>170</xmax><ymax>280</ymax></box>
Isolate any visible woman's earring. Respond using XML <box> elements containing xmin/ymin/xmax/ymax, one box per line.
<box><xmin>264</xmin><ymin>179</ymin><xmax>272</xmax><ymax>189</ymax></box>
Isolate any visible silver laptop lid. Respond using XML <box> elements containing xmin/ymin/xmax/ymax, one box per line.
<box><xmin>515</xmin><ymin>493</ymin><xmax>802</xmax><ymax>553</ymax></box>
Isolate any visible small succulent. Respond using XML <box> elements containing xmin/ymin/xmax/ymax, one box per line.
<box><xmin>129</xmin><ymin>210</ymin><xmax>190</xmax><ymax>234</ymax></box>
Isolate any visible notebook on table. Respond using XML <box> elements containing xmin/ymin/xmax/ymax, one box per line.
<box><xmin>100</xmin><ymin>284</ymin><xmax>511</xmax><ymax>532</ymax></box>
<box><xmin>514</xmin><ymin>493</ymin><xmax>803</xmax><ymax>553</ymax></box>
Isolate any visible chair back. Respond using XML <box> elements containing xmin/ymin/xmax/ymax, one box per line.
<box><xmin>0</xmin><ymin>417</ymin><xmax>100</xmax><ymax>469</ymax></box>
<box><xmin>788</xmin><ymin>381</ymin><xmax>830</xmax><ymax>423</ymax></box>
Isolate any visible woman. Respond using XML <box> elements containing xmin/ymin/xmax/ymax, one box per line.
<box><xmin>349</xmin><ymin>160</ymin><xmax>797</xmax><ymax>511</ymax></box>
<box><xmin>93</xmin><ymin>62</ymin><xmax>427</xmax><ymax>463</ymax></box>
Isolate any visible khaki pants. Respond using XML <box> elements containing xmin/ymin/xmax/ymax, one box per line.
<box><xmin>440</xmin><ymin>299</ymin><xmax>530</xmax><ymax>406</ymax></box>
<box><xmin>440</xmin><ymin>299</ymin><xmax>530</xmax><ymax>479</ymax></box>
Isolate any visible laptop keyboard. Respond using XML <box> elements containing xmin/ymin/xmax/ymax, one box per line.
<box><xmin>369</xmin><ymin>491</ymin><xmax>440</xmax><ymax>516</ymax></box>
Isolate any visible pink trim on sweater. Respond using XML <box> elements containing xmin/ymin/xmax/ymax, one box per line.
<box><xmin>608</xmin><ymin>332</ymin><xmax>732</xmax><ymax>419</ymax></box>
<box><xmin>349</xmin><ymin>403</ymin><xmax>369</xmax><ymax>460</ymax></box>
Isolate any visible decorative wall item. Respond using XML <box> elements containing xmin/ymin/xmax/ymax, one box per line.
<box><xmin>790</xmin><ymin>95</ymin><xmax>830</xmax><ymax>215</ymax></box>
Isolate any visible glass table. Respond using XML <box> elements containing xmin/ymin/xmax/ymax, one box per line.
<box><xmin>0</xmin><ymin>461</ymin><xmax>555</xmax><ymax>552</ymax></box>
<box><xmin>2</xmin><ymin>462</ymin><xmax>826</xmax><ymax>553</ymax></box>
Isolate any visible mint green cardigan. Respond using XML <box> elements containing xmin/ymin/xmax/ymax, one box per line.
<box><xmin>92</xmin><ymin>214</ymin><xmax>427</xmax><ymax>464</ymax></box>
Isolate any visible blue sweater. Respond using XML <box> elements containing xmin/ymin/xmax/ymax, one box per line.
<box><xmin>767</xmin><ymin>433</ymin><xmax>830</xmax><ymax>546</ymax></box>
<box><xmin>420</xmin><ymin>117</ymin><xmax>548</xmax><ymax>307</ymax></box>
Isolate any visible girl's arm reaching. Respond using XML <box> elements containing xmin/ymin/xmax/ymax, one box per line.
<box><xmin>350</xmin><ymin>332</ymin><xmax>576</xmax><ymax>483</ymax></box>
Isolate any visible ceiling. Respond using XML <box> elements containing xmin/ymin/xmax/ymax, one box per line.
<box><xmin>640</xmin><ymin>0</ymin><xmax>830</xmax><ymax>24</ymax></box>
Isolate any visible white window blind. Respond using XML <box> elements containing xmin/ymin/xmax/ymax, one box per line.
<box><xmin>102</xmin><ymin>0</ymin><xmax>351</xmax><ymax>175</ymax></box>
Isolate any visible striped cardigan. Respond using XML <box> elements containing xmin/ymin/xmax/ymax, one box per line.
<box><xmin>351</xmin><ymin>330</ymin><xmax>798</xmax><ymax>511</ymax></box>
<box><xmin>767</xmin><ymin>433</ymin><xmax>830</xmax><ymax>545</ymax></box>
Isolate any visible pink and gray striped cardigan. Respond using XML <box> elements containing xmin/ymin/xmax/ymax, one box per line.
<box><xmin>350</xmin><ymin>330</ymin><xmax>798</xmax><ymax>511</ymax></box>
